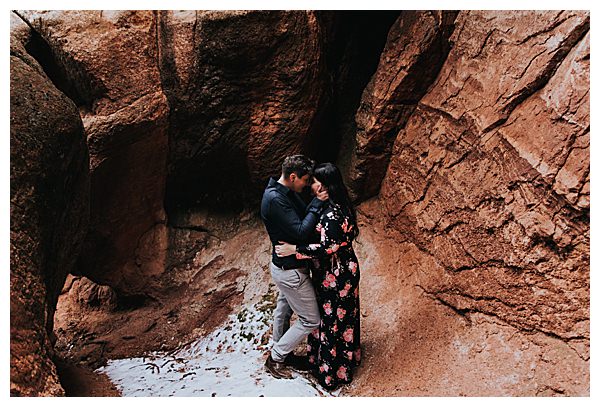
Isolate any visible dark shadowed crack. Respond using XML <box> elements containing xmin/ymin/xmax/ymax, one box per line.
<box><xmin>14</xmin><ymin>11</ymin><xmax>108</xmax><ymax>111</ymax></box>
<box><xmin>449</xmin><ymin>259</ymin><xmax>524</xmax><ymax>274</ymax></box>
<box><xmin>347</xmin><ymin>11</ymin><xmax>460</xmax><ymax>202</ymax></box>
<box><xmin>416</xmin><ymin>284</ymin><xmax>472</xmax><ymax>324</ymax></box>
<box><xmin>515</xmin><ymin>11</ymin><xmax>567</xmax><ymax>45</ymax></box>
<box><xmin>393</xmin><ymin>175</ymin><xmax>434</xmax><ymax>216</ymax></box>
<box><xmin>432</xmin><ymin>220</ymin><xmax>466</xmax><ymax>236</ymax></box>
<box><xmin>471</xmin><ymin>29</ymin><xmax>497</xmax><ymax>60</ymax></box>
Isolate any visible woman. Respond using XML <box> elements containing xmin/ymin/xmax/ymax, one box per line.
<box><xmin>275</xmin><ymin>162</ymin><xmax>361</xmax><ymax>390</ymax></box>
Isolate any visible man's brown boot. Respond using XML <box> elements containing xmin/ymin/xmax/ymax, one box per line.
<box><xmin>264</xmin><ymin>354</ymin><xmax>293</xmax><ymax>379</ymax></box>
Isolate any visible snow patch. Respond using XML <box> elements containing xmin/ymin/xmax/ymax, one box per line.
<box><xmin>97</xmin><ymin>301</ymin><xmax>340</xmax><ymax>397</ymax></box>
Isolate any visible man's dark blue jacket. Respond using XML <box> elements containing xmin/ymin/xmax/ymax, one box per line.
<box><xmin>260</xmin><ymin>177</ymin><xmax>325</xmax><ymax>269</ymax></box>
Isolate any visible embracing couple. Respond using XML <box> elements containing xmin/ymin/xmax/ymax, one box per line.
<box><xmin>260</xmin><ymin>154</ymin><xmax>361</xmax><ymax>390</ymax></box>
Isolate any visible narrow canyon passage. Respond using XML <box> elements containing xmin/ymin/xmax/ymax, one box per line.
<box><xmin>10</xmin><ymin>10</ymin><xmax>589</xmax><ymax>396</ymax></box>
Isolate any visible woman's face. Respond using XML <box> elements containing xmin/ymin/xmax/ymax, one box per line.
<box><xmin>311</xmin><ymin>177</ymin><xmax>325</xmax><ymax>196</ymax></box>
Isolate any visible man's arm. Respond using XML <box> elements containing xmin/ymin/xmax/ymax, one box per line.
<box><xmin>268</xmin><ymin>195</ymin><xmax>324</xmax><ymax>242</ymax></box>
<box><xmin>305</xmin><ymin>197</ymin><xmax>325</xmax><ymax>216</ymax></box>
<box><xmin>296</xmin><ymin>208</ymin><xmax>346</xmax><ymax>259</ymax></box>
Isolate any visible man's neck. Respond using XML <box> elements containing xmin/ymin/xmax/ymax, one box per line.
<box><xmin>277</xmin><ymin>175</ymin><xmax>293</xmax><ymax>190</ymax></box>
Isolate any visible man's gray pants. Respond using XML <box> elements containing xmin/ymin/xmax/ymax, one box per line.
<box><xmin>270</xmin><ymin>262</ymin><xmax>320</xmax><ymax>362</ymax></box>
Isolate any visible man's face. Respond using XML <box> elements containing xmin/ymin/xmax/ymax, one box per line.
<box><xmin>290</xmin><ymin>173</ymin><xmax>311</xmax><ymax>193</ymax></box>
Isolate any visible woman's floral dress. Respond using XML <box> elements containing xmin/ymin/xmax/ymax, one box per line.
<box><xmin>296</xmin><ymin>203</ymin><xmax>361</xmax><ymax>389</ymax></box>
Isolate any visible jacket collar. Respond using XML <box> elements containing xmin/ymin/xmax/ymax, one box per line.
<box><xmin>268</xmin><ymin>177</ymin><xmax>294</xmax><ymax>196</ymax></box>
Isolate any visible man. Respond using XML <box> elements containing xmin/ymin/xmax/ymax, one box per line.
<box><xmin>260</xmin><ymin>155</ymin><xmax>328</xmax><ymax>379</ymax></box>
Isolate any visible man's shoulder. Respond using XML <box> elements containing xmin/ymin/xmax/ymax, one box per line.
<box><xmin>263</xmin><ymin>185</ymin><xmax>282</xmax><ymax>199</ymax></box>
<box><xmin>262</xmin><ymin>186</ymin><xmax>289</xmax><ymax>207</ymax></box>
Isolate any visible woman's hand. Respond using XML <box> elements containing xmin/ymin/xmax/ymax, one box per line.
<box><xmin>275</xmin><ymin>241</ymin><xmax>297</xmax><ymax>257</ymax></box>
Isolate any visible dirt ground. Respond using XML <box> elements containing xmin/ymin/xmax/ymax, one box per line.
<box><xmin>53</xmin><ymin>219</ymin><xmax>271</xmax><ymax>396</ymax></box>
<box><xmin>53</xmin><ymin>200</ymin><xmax>589</xmax><ymax>396</ymax></box>
<box><xmin>54</xmin><ymin>285</ymin><xmax>244</xmax><ymax>396</ymax></box>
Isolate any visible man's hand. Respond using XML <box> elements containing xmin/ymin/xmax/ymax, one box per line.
<box><xmin>275</xmin><ymin>241</ymin><xmax>297</xmax><ymax>257</ymax></box>
<box><xmin>316</xmin><ymin>188</ymin><xmax>329</xmax><ymax>202</ymax></box>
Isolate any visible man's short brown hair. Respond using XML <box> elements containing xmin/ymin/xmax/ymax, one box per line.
<box><xmin>282</xmin><ymin>155</ymin><xmax>315</xmax><ymax>179</ymax></box>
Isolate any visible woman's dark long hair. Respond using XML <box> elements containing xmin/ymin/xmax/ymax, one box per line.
<box><xmin>313</xmin><ymin>163</ymin><xmax>359</xmax><ymax>236</ymax></box>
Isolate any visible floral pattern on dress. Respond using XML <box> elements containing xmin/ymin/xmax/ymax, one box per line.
<box><xmin>296</xmin><ymin>203</ymin><xmax>361</xmax><ymax>390</ymax></box>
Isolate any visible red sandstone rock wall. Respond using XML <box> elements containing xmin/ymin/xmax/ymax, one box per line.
<box><xmin>19</xmin><ymin>11</ymin><xmax>171</xmax><ymax>298</ymax></box>
<box><xmin>345</xmin><ymin>11</ymin><xmax>458</xmax><ymax>200</ymax></box>
<box><xmin>158</xmin><ymin>11</ymin><xmax>329</xmax><ymax>209</ymax></box>
<box><xmin>10</xmin><ymin>14</ymin><xmax>90</xmax><ymax>396</ymax></box>
<box><xmin>18</xmin><ymin>10</ymin><xmax>329</xmax><ymax>299</ymax></box>
<box><xmin>369</xmin><ymin>10</ymin><xmax>589</xmax><ymax>348</ymax></box>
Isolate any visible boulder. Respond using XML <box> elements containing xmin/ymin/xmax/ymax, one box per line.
<box><xmin>20</xmin><ymin>10</ymin><xmax>170</xmax><ymax>297</ymax></box>
<box><xmin>10</xmin><ymin>13</ymin><xmax>90</xmax><ymax>396</ymax></box>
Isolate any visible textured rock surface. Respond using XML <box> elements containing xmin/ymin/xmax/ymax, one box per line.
<box><xmin>347</xmin><ymin>201</ymin><xmax>588</xmax><ymax>396</ymax></box>
<box><xmin>19</xmin><ymin>10</ymin><xmax>171</xmax><ymax>298</ymax></box>
<box><xmin>344</xmin><ymin>11</ymin><xmax>458</xmax><ymax>201</ymax></box>
<box><xmin>10</xmin><ymin>14</ymin><xmax>89</xmax><ymax>396</ymax></box>
<box><xmin>159</xmin><ymin>11</ymin><xmax>328</xmax><ymax>210</ymax></box>
<box><xmin>378</xmin><ymin>10</ymin><xmax>589</xmax><ymax>351</ymax></box>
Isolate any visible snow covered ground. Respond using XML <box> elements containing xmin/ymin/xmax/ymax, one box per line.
<box><xmin>97</xmin><ymin>300</ymin><xmax>340</xmax><ymax>397</ymax></box>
